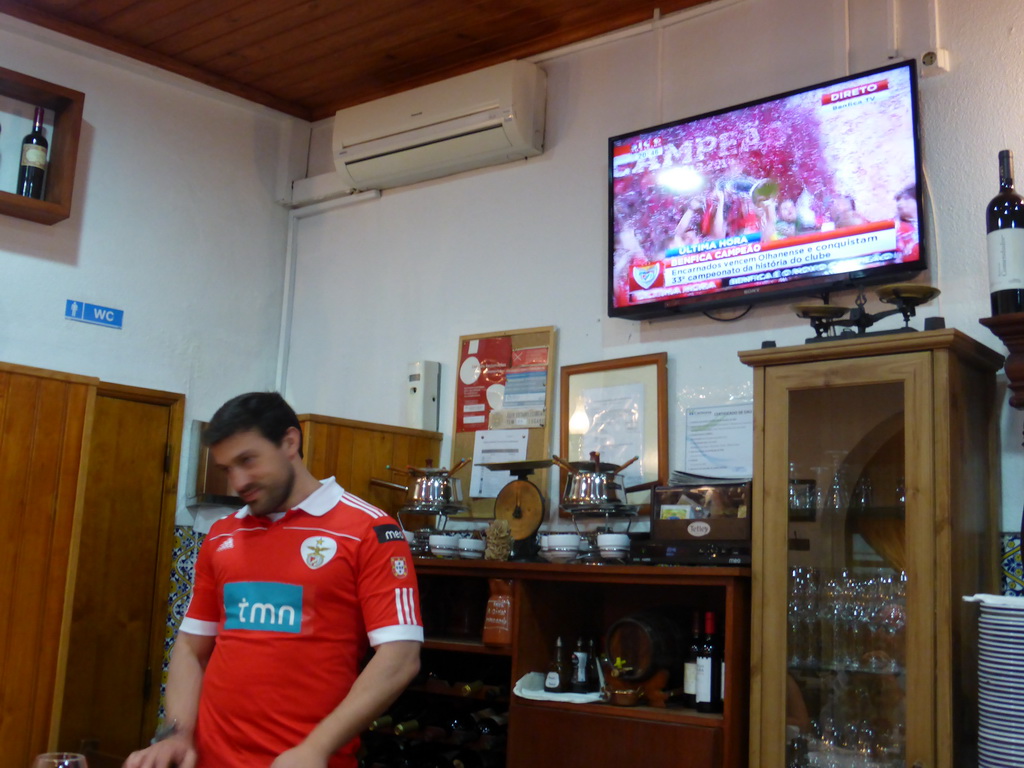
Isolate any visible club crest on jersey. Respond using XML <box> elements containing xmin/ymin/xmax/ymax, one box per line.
<box><xmin>391</xmin><ymin>556</ymin><xmax>409</xmax><ymax>579</ymax></box>
<box><xmin>300</xmin><ymin>535</ymin><xmax>338</xmax><ymax>569</ymax></box>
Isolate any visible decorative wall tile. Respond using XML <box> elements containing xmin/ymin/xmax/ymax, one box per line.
<box><xmin>1003</xmin><ymin>533</ymin><xmax>1023</xmax><ymax>597</ymax></box>
<box><xmin>158</xmin><ymin>526</ymin><xmax>205</xmax><ymax>718</ymax></box>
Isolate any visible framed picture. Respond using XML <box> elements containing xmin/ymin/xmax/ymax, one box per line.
<box><xmin>559</xmin><ymin>352</ymin><xmax>668</xmax><ymax>507</ymax></box>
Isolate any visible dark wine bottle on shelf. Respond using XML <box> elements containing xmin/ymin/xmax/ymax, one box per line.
<box><xmin>585</xmin><ymin>638</ymin><xmax>600</xmax><ymax>692</ymax></box>
<box><xmin>16</xmin><ymin>107</ymin><xmax>48</xmax><ymax>200</ymax></box>
<box><xmin>471</xmin><ymin>708</ymin><xmax>508</xmax><ymax>736</ymax></box>
<box><xmin>683</xmin><ymin>610</ymin><xmax>702</xmax><ymax>708</ymax></box>
<box><xmin>987</xmin><ymin>149</ymin><xmax>1024</xmax><ymax>315</ymax></box>
<box><xmin>543</xmin><ymin>636</ymin><xmax>567</xmax><ymax>693</ymax></box>
<box><xmin>695</xmin><ymin>610</ymin><xmax>723</xmax><ymax>713</ymax></box>
<box><xmin>570</xmin><ymin>637</ymin><xmax>590</xmax><ymax>693</ymax></box>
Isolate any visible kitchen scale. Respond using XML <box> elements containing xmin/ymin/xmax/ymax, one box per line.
<box><xmin>479</xmin><ymin>459</ymin><xmax>551</xmax><ymax>560</ymax></box>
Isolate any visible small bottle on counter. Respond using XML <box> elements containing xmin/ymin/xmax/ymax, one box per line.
<box><xmin>695</xmin><ymin>610</ymin><xmax>724</xmax><ymax>713</ymax></box>
<box><xmin>570</xmin><ymin>637</ymin><xmax>590</xmax><ymax>693</ymax></box>
<box><xmin>544</xmin><ymin>635</ymin><xmax>567</xmax><ymax>693</ymax></box>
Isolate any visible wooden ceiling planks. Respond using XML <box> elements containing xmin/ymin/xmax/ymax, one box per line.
<box><xmin>0</xmin><ymin>0</ymin><xmax>711</xmax><ymax>120</ymax></box>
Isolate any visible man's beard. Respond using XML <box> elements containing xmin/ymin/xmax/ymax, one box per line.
<box><xmin>247</xmin><ymin>463</ymin><xmax>296</xmax><ymax>516</ymax></box>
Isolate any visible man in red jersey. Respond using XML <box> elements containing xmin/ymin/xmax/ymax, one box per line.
<box><xmin>125</xmin><ymin>392</ymin><xmax>422</xmax><ymax>768</ymax></box>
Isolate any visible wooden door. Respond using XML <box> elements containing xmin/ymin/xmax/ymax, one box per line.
<box><xmin>57</xmin><ymin>384</ymin><xmax>183</xmax><ymax>764</ymax></box>
<box><xmin>0</xmin><ymin>362</ymin><xmax>96</xmax><ymax>768</ymax></box>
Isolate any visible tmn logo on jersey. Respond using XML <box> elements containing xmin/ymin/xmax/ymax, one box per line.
<box><xmin>223</xmin><ymin>582</ymin><xmax>302</xmax><ymax>634</ymax></box>
<box><xmin>301</xmin><ymin>535</ymin><xmax>338</xmax><ymax>569</ymax></box>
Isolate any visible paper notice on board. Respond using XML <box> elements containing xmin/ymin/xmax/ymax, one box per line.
<box><xmin>456</xmin><ymin>337</ymin><xmax>513</xmax><ymax>432</ymax></box>
<box><xmin>683</xmin><ymin>402</ymin><xmax>754</xmax><ymax>477</ymax></box>
<box><xmin>489</xmin><ymin>345</ymin><xmax>549</xmax><ymax>428</ymax></box>
<box><xmin>470</xmin><ymin>429</ymin><xmax>529</xmax><ymax>497</ymax></box>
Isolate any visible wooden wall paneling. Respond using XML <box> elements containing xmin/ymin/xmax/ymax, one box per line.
<box><xmin>298</xmin><ymin>415</ymin><xmax>442</xmax><ymax>519</ymax></box>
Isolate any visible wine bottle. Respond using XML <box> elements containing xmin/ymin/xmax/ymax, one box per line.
<box><xmin>683</xmin><ymin>610</ymin><xmax>702</xmax><ymax>708</ymax></box>
<box><xmin>695</xmin><ymin>610</ymin><xmax>723</xmax><ymax>713</ymax></box>
<box><xmin>585</xmin><ymin>638</ymin><xmax>600</xmax><ymax>692</ymax></box>
<box><xmin>570</xmin><ymin>637</ymin><xmax>590</xmax><ymax>693</ymax></box>
<box><xmin>987</xmin><ymin>149</ymin><xmax>1024</xmax><ymax>314</ymax></box>
<box><xmin>471</xmin><ymin>708</ymin><xmax>508</xmax><ymax>736</ymax></box>
<box><xmin>16</xmin><ymin>106</ymin><xmax>48</xmax><ymax>200</ymax></box>
<box><xmin>543</xmin><ymin>636</ymin><xmax>567</xmax><ymax>693</ymax></box>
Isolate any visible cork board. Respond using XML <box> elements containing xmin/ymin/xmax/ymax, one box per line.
<box><xmin>449</xmin><ymin>326</ymin><xmax>557</xmax><ymax>519</ymax></box>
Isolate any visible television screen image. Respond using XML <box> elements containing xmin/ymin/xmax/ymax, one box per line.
<box><xmin>608</xmin><ymin>60</ymin><xmax>924</xmax><ymax>319</ymax></box>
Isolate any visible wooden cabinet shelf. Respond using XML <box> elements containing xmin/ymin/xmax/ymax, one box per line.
<box><xmin>0</xmin><ymin>66</ymin><xmax>85</xmax><ymax>224</ymax></box>
<box><xmin>741</xmin><ymin>329</ymin><xmax>1003</xmax><ymax>768</ymax></box>
<box><xmin>413</xmin><ymin>558</ymin><xmax>751</xmax><ymax>768</ymax></box>
<box><xmin>422</xmin><ymin>638</ymin><xmax>512</xmax><ymax>656</ymax></box>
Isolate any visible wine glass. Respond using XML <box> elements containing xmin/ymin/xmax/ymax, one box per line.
<box><xmin>31</xmin><ymin>755</ymin><xmax>88</xmax><ymax>768</ymax></box>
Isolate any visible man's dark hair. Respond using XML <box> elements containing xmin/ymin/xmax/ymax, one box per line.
<box><xmin>202</xmin><ymin>392</ymin><xmax>303</xmax><ymax>457</ymax></box>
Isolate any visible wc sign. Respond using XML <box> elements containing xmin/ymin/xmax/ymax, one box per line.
<box><xmin>65</xmin><ymin>299</ymin><xmax>124</xmax><ymax>329</ymax></box>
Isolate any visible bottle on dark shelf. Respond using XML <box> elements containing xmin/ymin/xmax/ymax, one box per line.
<box><xmin>449</xmin><ymin>747</ymin><xmax>505</xmax><ymax>768</ymax></box>
<box><xmin>455</xmin><ymin>679</ymin><xmax>507</xmax><ymax>700</ymax></box>
<box><xmin>16</xmin><ymin>106</ymin><xmax>48</xmax><ymax>200</ymax></box>
<box><xmin>570</xmin><ymin>637</ymin><xmax>591</xmax><ymax>693</ymax></box>
<box><xmin>585</xmin><ymin>637</ymin><xmax>601</xmax><ymax>692</ymax></box>
<box><xmin>695</xmin><ymin>610</ymin><xmax>724</xmax><ymax>713</ymax></box>
<box><xmin>471</xmin><ymin>708</ymin><xmax>507</xmax><ymax>735</ymax></box>
<box><xmin>683</xmin><ymin>610</ymin><xmax>702</xmax><ymax>709</ymax></box>
<box><xmin>987</xmin><ymin>149</ymin><xmax>1024</xmax><ymax>315</ymax></box>
<box><xmin>368</xmin><ymin>713</ymin><xmax>396</xmax><ymax>732</ymax></box>
<box><xmin>543</xmin><ymin>635</ymin><xmax>567</xmax><ymax>693</ymax></box>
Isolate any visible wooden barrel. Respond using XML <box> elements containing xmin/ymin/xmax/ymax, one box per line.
<box><xmin>604</xmin><ymin>610</ymin><xmax>686</xmax><ymax>685</ymax></box>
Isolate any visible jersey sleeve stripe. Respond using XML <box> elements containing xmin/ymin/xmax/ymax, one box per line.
<box><xmin>341</xmin><ymin>491</ymin><xmax>388</xmax><ymax>518</ymax></box>
<box><xmin>394</xmin><ymin>586</ymin><xmax>419</xmax><ymax>625</ymax></box>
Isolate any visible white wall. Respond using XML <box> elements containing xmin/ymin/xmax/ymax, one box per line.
<box><xmin>285</xmin><ymin>0</ymin><xmax>1024</xmax><ymax>531</ymax></box>
<box><xmin>0</xmin><ymin>17</ymin><xmax>307</xmax><ymax>523</ymax></box>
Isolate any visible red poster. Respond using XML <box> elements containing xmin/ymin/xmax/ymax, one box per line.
<box><xmin>457</xmin><ymin>337</ymin><xmax>513</xmax><ymax>432</ymax></box>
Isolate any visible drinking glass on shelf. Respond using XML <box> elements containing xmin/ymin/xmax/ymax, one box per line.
<box><xmin>31</xmin><ymin>755</ymin><xmax>88</xmax><ymax>768</ymax></box>
<box><xmin>851</xmin><ymin>476</ymin><xmax>873</xmax><ymax>512</ymax></box>
<box><xmin>788</xmin><ymin>566</ymin><xmax>820</xmax><ymax>668</ymax></box>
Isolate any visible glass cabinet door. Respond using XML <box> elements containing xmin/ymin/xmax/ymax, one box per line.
<box><xmin>761</xmin><ymin>352</ymin><xmax>934</xmax><ymax>768</ymax></box>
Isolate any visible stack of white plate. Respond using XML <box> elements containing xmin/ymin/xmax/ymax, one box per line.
<box><xmin>966</xmin><ymin>594</ymin><xmax>1024</xmax><ymax>768</ymax></box>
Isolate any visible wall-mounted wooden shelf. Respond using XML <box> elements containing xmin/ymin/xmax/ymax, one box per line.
<box><xmin>0</xmin><ymin>66</ymin><xmax>85</xmax><ymax>225</ymax></box>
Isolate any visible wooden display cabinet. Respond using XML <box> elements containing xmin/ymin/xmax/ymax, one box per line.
<box><xmin>0</xmin><ymin>66</ymin><xmax>85</xmax><ymax>224</ymax></box>
<box><xmin>413</xmin><ymin>559</ymin><xmax>751</xmax><ymax>768</ymax></box>
<box><xmin>740</xmin><ymin>330</ymin><xmax>1003</xmax><ymax>768</ymax></box>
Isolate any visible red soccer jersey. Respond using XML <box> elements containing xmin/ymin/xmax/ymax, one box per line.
<box><xmin>180</xmin><ymin>479</ymin><xmax>422</xmax><ymax>768</ymax></box>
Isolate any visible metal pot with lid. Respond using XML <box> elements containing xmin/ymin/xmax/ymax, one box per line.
<box><xmin>552</xmin><ymin>452</ymin><xmax>648</xmax><ymax>510</ymax></box>
<box><xmin>370</xmin><ymin>458</ymin><xmax>471</xmax><ymax>514</ymax></box>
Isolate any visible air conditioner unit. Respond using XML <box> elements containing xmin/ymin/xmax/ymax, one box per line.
<box><xmin>332</xmin><ymin>60</ymin><xmax>546</xmax><ymax>191</ymax></box>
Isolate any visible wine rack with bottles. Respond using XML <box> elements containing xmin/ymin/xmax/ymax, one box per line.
<box><xmin>0</xmin><ymin>66</ymin><xmax>85</xmax><ymax>224</ymax></box>
<box><xmin>411</xmin><ymin>559</ymin><xmax>750</xmax><ymax>768</ymax></box>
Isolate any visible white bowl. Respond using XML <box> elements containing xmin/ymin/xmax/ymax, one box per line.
<box><xmin>546</xmin><ymin>533</ymin><xmax>581</xmax><ymax>549</ymax></box>
<box><xmin>428</xmin><ymin>534</ymin><xmax>460</xmax><ymax>558</ymax></box>
<box><xmin>599</xmin><ymin>547</ymin><xmax>630</xmax><ymax>560</ymax></box>
<box><xmin>597</xmin><ymin>533</ymin><xmax>630</xmax><ymax>548</ymax></box>
<box><xmin>457</xmin><ymin>539</ymin><xmax>485</xmax><ymax>559</ymax></box>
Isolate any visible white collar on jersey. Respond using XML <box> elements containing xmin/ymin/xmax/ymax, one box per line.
<box><xmin>234</xmin><ymin>477</ymin><xmax>344</xmax><ymax>520</ymax></box>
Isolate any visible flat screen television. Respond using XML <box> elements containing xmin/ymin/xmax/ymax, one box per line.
<box><xmin>608</xmin><ymin>59</ymin><xmax>925</xmax><ymax>320</ymax></box>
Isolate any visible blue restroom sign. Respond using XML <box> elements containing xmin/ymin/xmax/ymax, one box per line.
<box><xmin>65</xmin><ymin>299</ymin><xmax>124</xmax><ymax>329</ymax></box>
